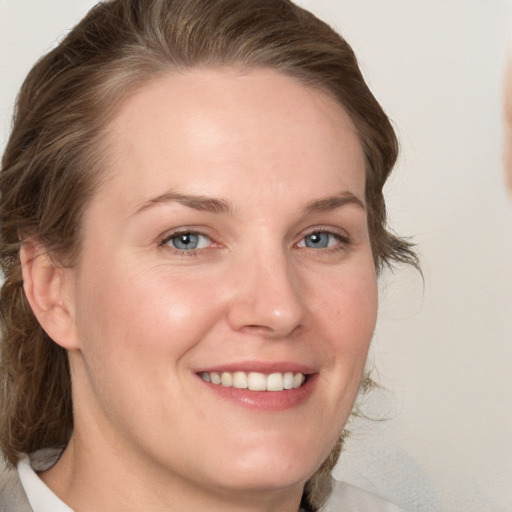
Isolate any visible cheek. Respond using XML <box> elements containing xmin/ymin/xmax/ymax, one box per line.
<box><xmin>310</xmin><ymin>263</ymin><xmax>378</xmax><ymax>351</ymax></box>
<box><xmin>307</xmin><ymin>261</ymin><xmax>378</xmax><ymax>425</ymax></box>
<box><xmin>299</xmin><ymin>264</ymin><xmax>378</xmax><ymax>455</ymax></box>
<box><xmin>71</xmin><ymin>264</ymin><xmax>227</xmax><ymax>425</ymax></box>
<box><xmin>75</xmin><ymin>261</ymin><xmax>227</xmax><ymax>362</ymax></box>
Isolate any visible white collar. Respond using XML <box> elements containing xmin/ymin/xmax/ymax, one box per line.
<box><xmin>17</xmin><ymin>453</ymin><xmax>73</xmax><ymax>512</ymax></box>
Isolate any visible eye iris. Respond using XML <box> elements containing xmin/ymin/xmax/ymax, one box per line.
<box><xmin>305</xmin><ymin>232</ymin><xmax>330</xmax><ymax>248</ymax></box>
<box><xmin>172</xmin><ymin>233</ymin><xmax>199</xmax><ymax>250</ymax></box>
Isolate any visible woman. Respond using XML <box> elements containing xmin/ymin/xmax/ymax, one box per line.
<box><xmin>0</xmin><ymin>0</ymin><xmax>417</xmax><ymax>510</ymax></box>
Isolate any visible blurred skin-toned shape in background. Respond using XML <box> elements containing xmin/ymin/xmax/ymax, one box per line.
<box><xmin>504</xmin><ymin>51</ymin><xmax>512</xmax><ymax>193</ymax></box>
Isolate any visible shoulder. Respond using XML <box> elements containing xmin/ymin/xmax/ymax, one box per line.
<box><xmin>0</xmin><ymin>462</ymin><xmax>33</xmax><ymax>512</ymax></box>
<box><xmin>321</xmin><ymin>481</ymin><xmax>406</xmax><ymax>512</ymax></box>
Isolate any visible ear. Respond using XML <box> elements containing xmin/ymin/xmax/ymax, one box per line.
<box><xmin>20</xmin><ymin>239</ymin><xmax>80</xmax><ymax>350</ymax></box>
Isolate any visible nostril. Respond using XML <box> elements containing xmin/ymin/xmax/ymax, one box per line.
<box><xmin>239</xmin><ymin>322</ymin><xmax>302</xmax><ymax>338</ymax></box>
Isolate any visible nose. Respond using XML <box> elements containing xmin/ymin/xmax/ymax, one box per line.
<box><xmin>226</xmin><ymin>251</ymin><xmax>305</xmax><ymax>338</ymax></box>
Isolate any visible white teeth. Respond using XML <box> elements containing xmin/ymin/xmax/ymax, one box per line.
<box><xmin>267</xmin><ymin>373</ymin><xmax>284</xmax><ymax>391</ymax></box>
<box><xmin>248</xmin><ymin>372</ymin><xmax>267</xmax><ymax>391</ymax></box>
<box><xmin>200</xmin><ymin>371</ymin><xmax>307</xmax><ymax>391</ymax></box>
<box><xmin>283</xmin><ymin>372</ymin><xmax>294</xmax><ymax>390</ymax></box>
<box><xmin>232</xmin><ymin>371</ymin><xmax>248</xmax><ymax>389</ymax></box>
<box><xmin>294</xmin><ymin>373</ymin><xmax>305</xmax><ymax>388</ymax></box>
<box><xmin>221</xmin><ymin>372</ymin><xmax>233</xmax><ymax>387</ymax></box>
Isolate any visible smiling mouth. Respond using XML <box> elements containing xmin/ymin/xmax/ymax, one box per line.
<box><xmin>199</xmin><ymin>371</ymin><xmax>307</xmax><ymax>392</ymax></box>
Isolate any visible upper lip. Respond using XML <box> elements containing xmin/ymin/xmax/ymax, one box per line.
<box><xmin>194</xmin><ymin>361</ymin><xmax>317</xmax><ymax>375</ymax></box>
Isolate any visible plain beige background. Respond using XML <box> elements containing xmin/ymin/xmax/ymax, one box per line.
<box><xmin>1</xmin><ymin>1</ymin><xmax>512</xmax><ymax>511</ymax></box>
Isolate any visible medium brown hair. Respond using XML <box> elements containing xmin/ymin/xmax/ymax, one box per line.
<box><xmin>0</xmin><ymin>0</ymin><xmax>417</xmax><ymax>509</ymax></box>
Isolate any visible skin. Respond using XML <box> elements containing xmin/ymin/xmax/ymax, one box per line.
<box><xmin>23</xmin><ymin>68</ymin><xmax>378</xmax><ymax>512</ymax></box>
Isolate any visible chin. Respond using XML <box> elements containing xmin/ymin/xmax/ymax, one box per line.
<box><xmin>209</xmin><ymin>465</ymin><xmax>312</xmax><ymax>495</ymax></box>
<box><xmin>202</xmin><ymin>436</ymin><xmax>332</xmax><ymax>494</ymax></box>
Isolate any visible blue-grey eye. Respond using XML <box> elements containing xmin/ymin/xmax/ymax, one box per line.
<box><xmin>168</xmin><ymin>232</ymin><xmax>210</xmax><ymax>250</ymax></box>
<box><xmin>299</xmin><ymin>232</ymin><xmax>339</xmax><ymax>249</ymax></box>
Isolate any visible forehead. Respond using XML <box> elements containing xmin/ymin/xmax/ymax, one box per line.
<box><xmin>98</xmin><ymin>67</ymin><xmax>366</xmax><ymax>209</ymax></box>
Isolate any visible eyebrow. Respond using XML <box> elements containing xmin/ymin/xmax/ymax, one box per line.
<box><xmin>134</xmin><ymin>190</ymin><xmax>364</xmax><ymax>216</ymax></box>
<box><xmin>303</xmin><ymin>192</ymin><xmax>366</xmax><ymax>214</ymax></box>
<box><xmin>134</xmin><ymin>192</ymin><xmax>233</xmax><ymax>216</ymax></box>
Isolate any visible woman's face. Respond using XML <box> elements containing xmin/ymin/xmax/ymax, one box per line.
<box><xmin>66</xmin><ymin>68</ymin><xmax>377</xmax><ymax>498</ymax></box>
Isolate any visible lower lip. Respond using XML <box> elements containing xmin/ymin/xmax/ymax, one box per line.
<box><xmin>198</xmin><ymin>374</ymin><xmax>317</xmax><ymax>412</ymax></box>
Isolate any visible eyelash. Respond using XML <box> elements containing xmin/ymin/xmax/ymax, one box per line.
<box><xmin>159</xmin><ymin>227</ymin><xmax>352</xmax><ymax>256</ymax></box>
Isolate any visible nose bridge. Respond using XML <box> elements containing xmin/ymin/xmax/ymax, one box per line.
<box><xmin>227</xmin><ymin>241</ymin><xmax>305</xmax><ymax>337</ymax></box>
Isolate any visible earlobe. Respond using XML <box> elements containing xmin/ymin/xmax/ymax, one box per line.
<box><xmin>20</xmin><ymin>239</ymin><xmax>79</xmax><ymax>350</ymax></box>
